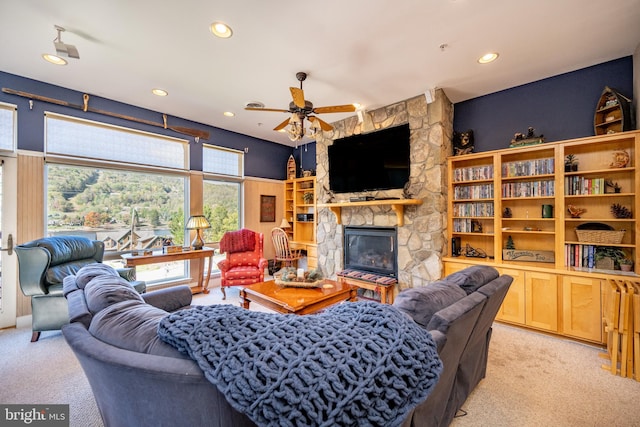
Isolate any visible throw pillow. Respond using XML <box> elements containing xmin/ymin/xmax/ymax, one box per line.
<box><xmin>393</xmin><ymin>281</ymin><xmax>466</xmax><ymax>328</ymax></box>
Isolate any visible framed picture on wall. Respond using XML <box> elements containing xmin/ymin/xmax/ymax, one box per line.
<box><xmin>260</xmin><ymin>195</ymin><xmax>276</xmax><ymax>222</ymax></box>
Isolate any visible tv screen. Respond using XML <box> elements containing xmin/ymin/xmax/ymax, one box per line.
<box><xmin>328</xmin><ymin>123</ymin><xmax>410</xmax><ymax>194</ymax></box>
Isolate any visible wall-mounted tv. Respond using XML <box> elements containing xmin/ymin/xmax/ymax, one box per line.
<box><xmin>328</xmin><ymin>123</ymin><xmax>410</xmax><ymax>194</ymax></box>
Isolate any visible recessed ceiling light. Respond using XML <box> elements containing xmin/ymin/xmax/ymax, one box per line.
<box><xmin>42</xmin><ymin>53</ymin><xmax>67</xmax><ymax>65</ymax></box>
<box><xmin>223</xmin><ymin>111</ymin><xmax>235</xmax><ymax>117</ymax></box>
<box><xmin>210</xmin><ymin>21</ymin><xmax>233</xmax><ymax>38</ymax></box>
<box><xmin>478</xmin><ymin>52</ymin><xmax>499</xmax><ymax>64</ymax></box>
<box><xmin>152</xmin><ymin>88</ymin><xmax>168</xmax><ymax>97</ymax></box>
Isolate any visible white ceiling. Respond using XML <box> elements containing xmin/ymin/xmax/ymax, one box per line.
<box><xmin>1</xmin><ymin>0</ymin><xmax>639</xmax><ymax>147</ymax></box>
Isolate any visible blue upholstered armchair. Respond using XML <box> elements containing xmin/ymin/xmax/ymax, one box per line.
<box><xmin>15</xmin><ymin>235</ymin><xmax>146</xmax><ymax>342</ymax></box>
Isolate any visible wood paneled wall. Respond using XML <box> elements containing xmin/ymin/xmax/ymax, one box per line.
<box><xmin>16</xmin><ymin>152</ymin><xmax>45</xmax><ymax>317</ymax></box>
<box><xmin>244</xmin><ymin>177</ymin><xmax>284</xmax><ymax>261</ymax></box>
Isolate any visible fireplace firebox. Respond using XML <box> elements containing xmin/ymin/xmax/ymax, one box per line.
<box><xmin>343</xmin><ymin>226</ymin><xmax>398</xmax><ymax>278</ymax></box>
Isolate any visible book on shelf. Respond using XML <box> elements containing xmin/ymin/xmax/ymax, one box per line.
<box><xmin>565</xmin><ymin>244</ymin><xmax>596</xmax><ymax>268</ymax></box>
<box><xmin>501</xmin><ymin>158</ymin><xmax>554</xmax><ymax>177</ymax></box>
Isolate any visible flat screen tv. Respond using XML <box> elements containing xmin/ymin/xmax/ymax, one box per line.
<box><xmin>328</xmin><ymin>123</ymin><xmax>410</xmax><ymax>194</ymax></box>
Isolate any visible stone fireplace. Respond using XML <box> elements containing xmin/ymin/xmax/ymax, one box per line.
<box><xmin>315</xmin><ymin>90</ymin><xmax>453</xmax><ymax>289</ymax></box>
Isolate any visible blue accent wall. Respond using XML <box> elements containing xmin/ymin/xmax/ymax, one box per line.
<box><xmin>293</xmin><ymin>143</ymin><xmax>317</xmax><ymax>178</ymax></box>
<box><xmin>0</xmin><ymin>71</ymin><xmax>293</xmax><ymax>179</ymax></box>
<box><xmin>289</xmin><ymin>58</ymin><xmax>634</xmax><ymax>172</ymax></box>
<box><xmin>453</xmin><ymin>56</ymin><xmax>634</xmax><ymax>152</ymax></box>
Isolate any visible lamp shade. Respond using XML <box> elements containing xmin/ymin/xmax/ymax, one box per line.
<box><xmin>186</xmin><ymin>215</ymin><xmax>211</xmax><ymax>230</ymax></box>
<box><xmin>280</xmin><ymin>218</ymin><xmax>291</xmax><ymax>229</ymax></box>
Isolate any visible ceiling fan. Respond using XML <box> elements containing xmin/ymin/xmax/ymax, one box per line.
<box><xmin>245</xmin><ymin>72</ymin><xmax>356</xmax><ymax>141</ymax></box>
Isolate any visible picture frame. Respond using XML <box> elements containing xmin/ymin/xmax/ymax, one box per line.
<box><xmin>260</xmin><ymin>195</ymin><xmax>276</xmax><ymax>222</ymax></box>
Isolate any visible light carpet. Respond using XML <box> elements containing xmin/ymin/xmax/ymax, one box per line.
<box><xmin>2</xmin><ymin>286</ymin><xmax>639</xmax><ymax>427</ymax></box>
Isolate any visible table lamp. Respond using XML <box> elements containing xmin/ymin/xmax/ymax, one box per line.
<box><xmin>185</xmin><ymin>215</ymin><xmax>211</xmax><ymax>250</ymax></box>
<box><xmin>280</xmin><ymin>218</ymin><xmax>291</xmax><ymax>229</ymax></box>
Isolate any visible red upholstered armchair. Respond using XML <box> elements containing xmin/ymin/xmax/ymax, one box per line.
<box><xmin>217</xmin><ymin>229</ymin><xmax>268</xmax><ymax>300</ymax></box>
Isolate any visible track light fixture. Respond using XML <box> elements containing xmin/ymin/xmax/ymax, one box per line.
<box><xmin>53</xmin><ymin>25</ymin><xmax>80</xmax><ymax>59</ymax></box>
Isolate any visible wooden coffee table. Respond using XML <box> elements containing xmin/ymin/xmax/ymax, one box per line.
<box><xmin>239</xmin><ymin>280</ymin><xmax>357</xmax><ymax>315</ymax></box>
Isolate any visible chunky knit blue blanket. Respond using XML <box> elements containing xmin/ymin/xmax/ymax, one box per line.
<box><xmin>158</xmin><ymin>302</ymin><xmax>442</xmax><ymax>427</ymax></box>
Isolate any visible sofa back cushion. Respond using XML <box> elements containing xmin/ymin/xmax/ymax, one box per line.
<box><xmin>36</xmin><ymin>236</ymin><xmax>101</xmax><ymax>266</ymax></box>
<box><xmin>75</xmin><ymin>263</ymin><xmax>120</xmax><ymax>289</ymax></box>
<box><xmin>393</xmin><ymin>280</ymin><xmax>466</xmax><ymax>328</ymax></box>
<box><xmin>89</xmin><ymin>300</ymin><xmax>189</xmax><ymax>359</ymax></box>
<box><xmin>85</xmin><ymin>276</ymin><xmax>143</xmax><ymax>315</ymax></box>
<box><xmin>29</xmin><ymin>236</ymin><xmax>103</xmax><ymax>286</ymax></box>
<box><xmin>445</xmin><ymin>265</ymin><xmax>500</xmax><ymax>295</ymax></box>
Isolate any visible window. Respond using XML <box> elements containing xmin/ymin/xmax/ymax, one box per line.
<box><xmin>45</xmin><ymin>113</ymin><xmax>189</xmax><ymax>285</ymax></box>
<box><xmin>203</xmin><ymin>179</ymin><xmax>241</xmax><ymax>243</ymax></box>
<box><xmin>202</xmin><ymin>144</ymin><xmax>243</xmax><ymax>271</ymax></box>
<box><xmin>0</xmin><ymin>103</ymin><xmax>16</xmax><ymax>153</ymax></box>
<box><xmin>202</xmin><ymin>144</ymin><xmax>243</xmax><ymax>177</ymax></box>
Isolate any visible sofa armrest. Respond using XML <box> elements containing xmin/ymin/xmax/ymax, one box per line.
<box><xmin>15</xmin><ymin>246</ymin><xmax>50</xmax><ymax>296</ymax></box>
<box><xmin>117</xmin><ymin>268</ymin><xmax>146</xmax><ymax>293</ymax></box>
<box><xmin>142</xmin><ymin>285</ymin><xmax>192</xmax><ymax>312</ymax></box>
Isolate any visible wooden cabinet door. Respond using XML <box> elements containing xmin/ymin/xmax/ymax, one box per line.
<box><xmin>525</xmin><ymin>272</ymin><xmax>558</xmax><ymax>331</ymax></box>
<box><xmin>561</xmin><ymin>276</ymin><xmax>602</xmax><ymax>343</ymax></box>
<box><xmin>443</xmin><ymin>261</ymin><xmax>470</xmax><ymax>276</ymax></box>
<box><xmin>495</xmin><ymin>268</ymin><xmax>526</xmax><ymax>324</ymax></box>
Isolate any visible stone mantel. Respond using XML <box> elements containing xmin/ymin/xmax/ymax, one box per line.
<box><xmin>318</xmin><ymin>199</ymin><xmax>423</xmax><ymax>227</ymax></box>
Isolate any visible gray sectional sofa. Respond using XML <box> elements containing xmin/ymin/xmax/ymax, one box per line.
<box><xmin>62</xmin><ymin>264</ymin><xmax>511</xmax><ymax>427</ymax></box>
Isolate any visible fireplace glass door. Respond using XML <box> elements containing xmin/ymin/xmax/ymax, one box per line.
<box><xmin>344</xmin><ymin>226</ymin><xmax>397</xmax><ymax>277</ymax></box>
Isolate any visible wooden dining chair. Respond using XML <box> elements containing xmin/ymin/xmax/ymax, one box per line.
<box><xmin>271</xmin><ymin>227</ymin><xmax>302</xmax><ymax>269</ymax></box>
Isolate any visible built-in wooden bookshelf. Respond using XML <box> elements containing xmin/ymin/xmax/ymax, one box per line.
<box><xmin>445</xmin><ymin>130</ymin><xmax>640</xmax><ymax>344</ymax></box>
<box><xmin>283</xmin><ymin>176</ymin><xmax>317</xmax><ymax>268</ymax></box>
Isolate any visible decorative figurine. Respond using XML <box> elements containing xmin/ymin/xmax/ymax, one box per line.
<box><xmin>503</xmin><ymin>207</ymin><xmax>513</xmax><ymax>218</ymax></box>
<box><xmin>610</xmin><ymin>150</ymin><xmax>630</xmax><ymax>168</ymax></box>
<box><xmin>605</xmin><ymin>179</ymin><xmax>621</xmax><ymax>193</ymax></box>
<box><xmin>611</xmin><ymin>203</ymin><xmax>632</xmax><ymax>219</ymax></box>
<box><xmin>452</xmin><ymin>129</ymin><xmax>474</xmax><ymax>156</ymax></box>
<box><xmin>322</xmin><ymin>185</ymin><xmax>336</xmax><ymax>203</ymax></box>
<box><xmin>567</xmin><ymin>204</ymin><xmax>586</xmax><ymax>218</ymax></box>
<box><xmin>506</xmin><ymin>235</ymin><xmax>515</xmax><ymax>250</ymax></box>
<box><xmin>509</xmin><ymin>127</ymin><xmax>544</xmax><ymax>148</ymax></box>
<box><xmin>402</xmin><ymin>181</ymin><xmax>413</xmax><ymax>199</ymax></box>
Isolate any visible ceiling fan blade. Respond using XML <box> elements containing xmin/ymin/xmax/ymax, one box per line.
<box><xmin>309</xmin><ymin>116</ymin><xmax>333</xmax><ymax>131</ymax></box>
<box><xmin>273</xmin><ymin>117</ymin><xmax>291</xmax><ymax>131</ymax></box>
<box><xmin>245</xmin><ymin>107</ymin><xmax>290</xmax><ymax>113</ymax></box>
<box><xmin>290</xmin><ymin>87</ymin><xmax>306</xmax><ymax>109</ymax></box>
<box><xmin>313</xmin><ymin>104</ymin><xmax>356</xmax><ymax>114</ymax></box>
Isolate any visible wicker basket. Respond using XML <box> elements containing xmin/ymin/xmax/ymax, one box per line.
<box><xmin>575</xmin><ymin>229</ymin><xmax>625</xmax><ymax>244</ymax></box>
